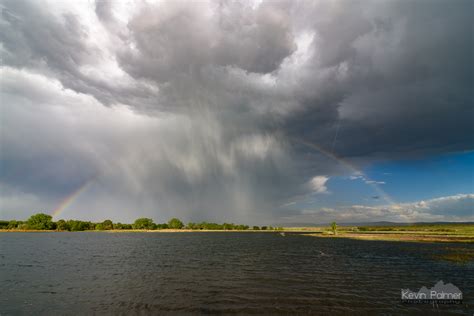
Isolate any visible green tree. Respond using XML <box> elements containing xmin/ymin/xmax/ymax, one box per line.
<box><xmin>27</xmin><ymin>213</ymin><xmax>55</xmax><ymax>230</ymax></box>
<box><xmin>0</xmin><ymin>220</ymin><xmax>9</xmax><ymax>229</ymax></box>
<box><xmin>252</xmin><ymin>226</ymin><xmax>260</xmax><ymax>230</ymax></box>
<box><xmin>168</xmin><ymin>218</ymin><xmax>184</xmax><ymax>229</ymax></box>
<box><xmin>101</xmin><ymin>219</ymin><xmax>114</xmax><ymax>230</ymax></box>
<box><xmin>56</xmin><ymin>219</ymin><xmax>69</xmax><ymax>231</ymax></box>
<box><xmin>156</xmin><ymin>223</ymin><xmax>169</xmax><ymax>229</ymax></box>
<box><xmin>18</xmin><ymin>223</ymin><xmax>29</xmax><ymax>230</ymax></box>
<box><xmin>67</xmin><ymin>220</ymin><xmax>91</xmax><ymax>231</ymax></box>
<box><xmin>223</xmin><ymin>222</ymin><xmax>234</xmax><ymax>230</ymax></box>
<box><xmin>133</xmin><ymin>218</ymin><xmax>155</xmax><ymax>229</ymax></box>
<box><xmin>7</xmin><ymin>220</ymin><xmax>20</xmax><ymax>229</ymax></box>
<box><xmin>331</xmin><ymin>221</ymin><xmax>337</xmax><ymax>235</ymax></box>
<box><xmin>113</xmin><ymin>223</ymin><xmax>132</xmax><ymax>229</ymax></box>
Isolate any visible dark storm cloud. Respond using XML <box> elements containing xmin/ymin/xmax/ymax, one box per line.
<box><xmin>0</xmin><ymin>0</ymin><xmax>88</xmax><ymax>70</ymax></box>
<box><xmin>0</xmin><ymin>0</ymin><xmax>158</xmax><ymax>108</ymax></box>
<box><xmin>119</xmin><ymin>1</ymin><xmax>295</xmax><ymax>82</ymax></box>
<box><xmin>281</xmin><ymin>0</ymin><xmax>473</xmax><ymax>158</ymax></box>
<box><xmin>0</xmin><ymin>0</ymin><xmax>472</xmax><ymax>222</ymax></box>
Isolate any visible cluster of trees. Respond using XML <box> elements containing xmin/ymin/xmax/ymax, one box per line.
<box><xmin>0</xmin><ymin>213</ymin><xmax>282</xmax><ymax>231</ymax></box>
<box><xmin>187</xmin><ymin>222</ymin><xmax>249</xmax><ymax>230</ymax></box>
<box><xmin>0</xmin><ymin>214</ymin><xmax>120</xmax><ymax>231</ymax></box>
<box><xmin>186</xmin><ymin>223</ymin><xmax>282</xmax><ymax>230</ymax></box>
<box><xmin>0</xmin><ymin>213</ymin><xmax>57</xmax><ymax>230</ymax></box>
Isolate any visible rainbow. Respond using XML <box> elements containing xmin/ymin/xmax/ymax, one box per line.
<box><xmin>290</xmin><ymin>137</ymin><xmax>396</xmax><ymax>205</ymax></box>
<box><xmin>51</xmin><ymin>179</ymin><xmax>95</xmax><ymax>219</ymax></box>
<box><xmin>49</xmin><ymin>137</ymin><xmax>394</xmax><ymax>219</ymax></box>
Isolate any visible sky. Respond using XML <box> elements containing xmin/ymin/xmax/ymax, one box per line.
<box><xmin>0</xmin><ymin>0</ymin><xmax>472</xmax><ymax>224</ymax></box>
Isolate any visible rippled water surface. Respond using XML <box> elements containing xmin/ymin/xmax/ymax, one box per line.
<box><xmin>1</xmin><ymin>232</ymin><xmax>473</xmax><ymax>314</ymax></box>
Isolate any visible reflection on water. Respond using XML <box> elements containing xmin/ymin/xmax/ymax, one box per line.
<box><xmin>0</xmin><ymin>232</ymin><xmax>472</xmax><ymax>314</ymax></box>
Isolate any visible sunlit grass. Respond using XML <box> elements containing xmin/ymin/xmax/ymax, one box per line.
<box><xmin>298</xmin><ymin>223</ymin><xmax>474</xmax><ymax>243</ymax></box>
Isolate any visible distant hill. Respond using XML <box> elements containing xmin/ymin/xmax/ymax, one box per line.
<box><xmin>277</xmin><ymin>221</ymin><xmax>474</xmax><ymax>227</ymax></box>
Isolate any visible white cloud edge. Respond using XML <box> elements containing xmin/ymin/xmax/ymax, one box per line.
<box><xmin>285</xmin><ymin>193</ymin><xmax>474</xmax><ymax>223</ymax></box>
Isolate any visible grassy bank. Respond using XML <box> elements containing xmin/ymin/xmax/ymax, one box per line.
<box><xmin>301</xmin><ymin>223</ymin><xmax>474</xmax><ymax>243</ymax></box>
<box><xmin>303</xmin><ymin>232</ymin><xmax>474</xmax><ymax>243</ymax></box>
<box><xmin>3</xmin><ymin>223</ymin><xmax>474</xmax><ymax>240</ymax></box>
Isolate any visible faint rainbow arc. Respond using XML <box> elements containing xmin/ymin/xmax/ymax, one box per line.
<box><xmin>290</xmin><ymin>137</ymin><xmax>396</xmax><ymax>205</ymax></box>
<box><xmin>50</xmin><ymin>137</ymin><xmax>394</xmax><ymax>218</ymax></box>
<box><xmin>51</xmin><ymin>178</ymin><xmax>96</xmax><ymax>219</ymax></box>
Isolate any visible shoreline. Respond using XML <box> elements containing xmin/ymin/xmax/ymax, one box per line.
<box><xmin>0</xmin><ymin>229</ymin><xmax>285</xmax><ymax>233</ymax></box>
<box><xmin>303</xmin><ymin>232</ymin><xmax>474</xmax><ymax>243</ymax></box>
<box><xmin>2</xmin><ymin>227</ymin><xmax>473</xmax><ymax>243</ymax></box>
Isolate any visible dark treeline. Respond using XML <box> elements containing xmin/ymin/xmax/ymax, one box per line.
<box><xmin>0</xmin><ymin>213</ymin><xmax>283</xmax><ymax>231</ymax></box>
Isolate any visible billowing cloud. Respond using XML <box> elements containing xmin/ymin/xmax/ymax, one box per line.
<box><xmin>0</xmin><ymin>0</ymin><xmax>472</xmax><ymax>223</ymax></box>
<box><xmin>0</xmin><ymin>66</ymin><xmax>302</xmax><ymax>222</ymax></box>
<box><xmin>309</xmin><ymin>176</ymin><xmax>329</xmax><ymax>194</ymax></box>
<box><xmin>120</xmin><ymin>1</ymin><xmax>296</xmax><ymax>81</ymax></box>
<box><xmin>286</xmin><ymin>194</ymin><xmax>474</xmax><ymax>224</ymax></box>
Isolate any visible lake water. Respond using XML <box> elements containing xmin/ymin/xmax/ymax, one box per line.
<box><xmin>1</xmin><ymin>232</ymin><xmax>473</xmax><ymax>314</ymax></box>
